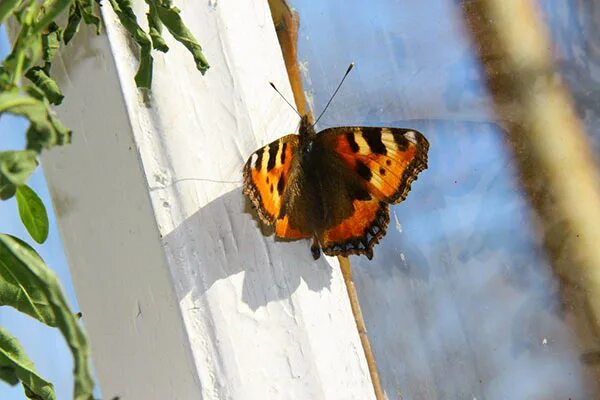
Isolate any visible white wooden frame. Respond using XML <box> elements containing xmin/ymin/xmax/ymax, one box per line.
<box><xmin>44</xmin><ymin>1</ymin><xmax>374</xmax><ymax>398</ymax></box>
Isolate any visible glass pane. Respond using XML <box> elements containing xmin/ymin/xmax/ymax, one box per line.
<box><xmin>288</xmin><ymin>1</ymin><xmax>598</xmax><ymax>398</ymax></box>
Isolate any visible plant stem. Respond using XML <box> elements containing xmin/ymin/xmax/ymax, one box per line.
<box><xmin>10</xmin><ymin>0</ymin><xmax>38</xmax><ymax>86</ymax></box>
<box><xmin>338</xmin><ymin>256</ymin><xmax>385</xmax><ymax>400</ymax></box>
<box><xmin>462</xmin><ymin>0</ymin><xmax>600</xmax><ymax>385</ymax></box>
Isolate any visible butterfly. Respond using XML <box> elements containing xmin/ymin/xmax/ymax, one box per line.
<box><xmin>243</xmin><ymin>114</ymin><xmax>429</xmax><ymax>260</ymax></box>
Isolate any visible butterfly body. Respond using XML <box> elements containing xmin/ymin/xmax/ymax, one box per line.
<box><xmin>243</xmin><ymin>115</ymin><xmax>428</xmax><ymax>260</ymax></box>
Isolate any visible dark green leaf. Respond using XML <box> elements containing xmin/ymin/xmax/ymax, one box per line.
<box><xmin>47</xmin><ymin>114</ymin><xmax>71</xmax><ymax>146</ymax></box>
<box><xmin>32</xmin><ymin>0</ymin><xmax>71</xmax><ymax>36</ymax></box>
<box><xmin>108</xmin><ymin>0</ymin><xmax>153</xmax><ymax>87</ymax></box>
<box><xmin>16</xmin><ymin>185</ymin><xmax>49</xmax><ymax>244</ymax></box>
<box><xmin>135</xmin><ymin>43</ymin><xmax>153</xmax><ymax>88</ymax></box>
<box><xmin>25</xmin><ymin>67</ymin><xmax>64</xmax><ymax>105</ymax></box>
<box><xmin>0</xmin><ymin>150</ymin><xmax>38</xmax><ymax>186</ymax></box>
<box><xmin>0</xmin><ymin>365</ymin><xmax>19</xmax><ymax>386</ymax></box>
<box><xmin>156</xmin><ymin>3</ymin><xmax>209</xmax><ymax>74</ymax></box>
<box><xmin>25</xmin><ymin>126</ymin><xmax>54</xmax><ymax>154</ymax></box>
<box><xmin>63</xmin><ymin>3</ymin><xmax>82</xmax><ymax>45</ymax></box>
<box><xmin>0</xmin><ymin>326</ymin><xmax>55</xmax><ymax>400</ymax></box>
<box><xmin>41</xmin><ymin>23</ymin><xmax>62</xmax><ymax>64</ymax></box>
<box><xmin>75</xmin><ymin>0</ymin><xmax>101</xmax><ymax>33</ymax></box>
<box><xmin>146</xmin><ymin>0</ymin><xmax>169</xmax><ymax>52</ymax></box>
<box><xmin>0</xmin><ymin>176</ymin><xmax>17</xmax><ymax>201</ymax></box>
<box><xmin>0</xmin><ymin>66</ymin><xmax>10</xmax><ymax>91</ymax></box>
<box><xmin>26</xmin><ymin>120</ymin><xmax>71</xmax><ymax>153</ymax></box>
<box><xmin>0</xmin><ymin>235</ymin><xmax>95</xmax><ymax>400</ymax></box>
<box><xmin>0</xmin><ymin>0</ymin><xmax>23</xmax><ymax>26</ymax></box>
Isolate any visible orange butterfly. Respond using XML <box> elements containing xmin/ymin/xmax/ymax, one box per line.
<box><xmin>243</xmin><ymin>66</ymin><xmax>429</xmax><ymax>260</ymax></box>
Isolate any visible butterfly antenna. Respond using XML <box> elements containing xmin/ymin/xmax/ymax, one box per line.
<box><xmin>269</xmin><ymin>82</ymin><xmax>302</xmax><ymax>118</ymax></box>
<box><xmin>313</xmin><ymin>62</ymin><xmax>354</xmax><ymax>127</ymax></box>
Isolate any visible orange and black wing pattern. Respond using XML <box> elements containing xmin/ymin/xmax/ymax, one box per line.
<box><xmin>243</xmin><ymin>134</ymin><xmax>311</xmax><ymax>240</ymax></box>
<box><xmin>321</xmin><ymin>198</ymin><xmax>389</xmax><ymax>260</ymax></box>
<box><xmin>318</xmin><ymin>127</ymin><xmax>429</xmax><ymax>259</ymax></box>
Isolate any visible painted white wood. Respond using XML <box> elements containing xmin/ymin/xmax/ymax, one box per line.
<box><xmin>43</xmin><ymin>1</ymin><xmax>374</xmax><ymax>399</ymax></box>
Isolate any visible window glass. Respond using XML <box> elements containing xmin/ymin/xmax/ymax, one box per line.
<box><xmin>289</xmin><ymin>1</ymin><xmax>599</xmax><ymax>398</ymax></box>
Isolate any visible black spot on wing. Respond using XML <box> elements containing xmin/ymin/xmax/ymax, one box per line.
<box><xmin>346</xmin><ymin>132</ymin><xmax>359</xmax><ymax>153</ymax></box>
<box><xmin>255</xmin><ymin>148</ymin><xmax>263</xmax><ymax>169</ymax></box>
<box><xmin>352</xmin><ymin>185</ymin><xmax>372</xmax><ymax>201</ymax></box>
<box><xmin>267</xmin><ymin>141</ymin><xmax>279</xmax><ymax>171</ymax></box>
<box><xmin>280</xmin><ymin>142</ymin><xmax>287</xmax><ymax>165</ymax></box>
<box><xmin>277</xmin><ymin>175</ymin><xmax>285</xmax><ymax>196</ymax></box>
<box><xmin>394</xmin><ymin>133</ymin><xmax>409</xmax><ymax>151</ymax></box>
<box><xmin>364</xmin><ymin>128</ymin><xmax>387</xmax><ymax>155</ymax></box>
<box><xmin>356</xmin><ymin>160</ymin><xmax>372</xmax><ymax>181</ymax></box>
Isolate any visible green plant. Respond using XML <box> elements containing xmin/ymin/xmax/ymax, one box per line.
<box><xmin>0</xmin><ymin>0</ymin><xmax>208</xmax><ymax>398</ymax></box>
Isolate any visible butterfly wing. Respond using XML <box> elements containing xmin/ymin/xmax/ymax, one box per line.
<box><xmin>243</xmin><ymin>134</ymin><xmax>312</xmax><ymax>239</ymax></box>
<box><xmin>316</xmin><ymin>127</ymin><xmax>429</xmax><ymax>259</ymax></box>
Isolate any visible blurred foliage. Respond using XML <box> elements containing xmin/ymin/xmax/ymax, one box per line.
<box><xmin>0</xmin><ymin>0</ymin><xmax>209</xmax><ymax>398</ymax></box>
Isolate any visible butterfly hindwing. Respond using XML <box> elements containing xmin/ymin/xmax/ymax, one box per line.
<box><xmin>321</xmin><ymin>198</ymin><xmax>389</xmax><ymax>260</ymax></box>
<box><xmin>275</xmin><ymin>214</ymin><xmax>312</xmax><ymax>239</ymax></box>
<box><xmin>243</xmin><ymin>134</ymin><xmax>312</xmax><ymax>240</ymax></box>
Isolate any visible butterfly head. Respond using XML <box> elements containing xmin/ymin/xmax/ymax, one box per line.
<box><xmin>299</xmin><ymin>115</ymin><xmax>317</xmax><ymax>150</ymax></box>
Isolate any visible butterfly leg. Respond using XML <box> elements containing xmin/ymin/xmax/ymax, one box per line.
<box><xmin>311</xmin><ymin>236</ymin><xmax>321</xmax><ymax>260</ymax></box>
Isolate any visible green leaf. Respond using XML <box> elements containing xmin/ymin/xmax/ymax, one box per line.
<box><xmin>108</xmin><ymin>0</ymin><xmax>153</xmax><ymax>88</ymax></box>
<box><xmin>16</xmin><ymin>185</ymin><xmax>49</xmax><ymax>244</ymax></box>
<box><xmin>0</xmin><ymin>90</ymin><xmax>71</xmax><ymax>152</ymax></box>
<box><xmin>0</xmin><ymin>150</ymin><xmax>38</xmax><ymax>186</ymax></box>
<box><xmin>0</xmin><ymin>176</ymin><xmax>17</xmax><ymax>200</ymax></box>
<box><xmin>63</xmin><ymin>3</ymin><xmax>82</xmax><ymax>45</ymax></box>
<box><xmin>146</xmin><ymin>0</ymin><xmax>169</xmax><ymax>52</ymax></box>
<box><xmin>0</xmin><ymin>326</ymin><xmax>55</xmax><ymax>400</ymax></box>
<box><xmin>0</xmin><ymin>365</ymin><xmax>19</xmax><ymax>386</ymax></box>
<box><xmin>0</xmin><ymin>66</ymin><xmax>11</xmax><ymax>92</ymax></box>
<box><xmin>46</xmin><ymin>113</ymin><xmax>71</xmax><ymax>146</ymax></box>
<box><xmin>32</xmin><ymin>0</ymin><xmax>71</xmax><ymax>36</ymax></box>
<box><xmin>0</xmin><ymin>91</ymin><xmax>54</xmax><ymax>147</ymax></box>
<box><xmin>41</xmin><ymin>23</ymin><xmax>62</xmax><ymax>64</ymax></box>
<box><xmin>156</xmin><ymin>3</ymin><xmax>209</xmax><ymax>74</ymax></box>
<box><xmin>25</xmin><ymin>67</ymin><xmax>64</xmax><ymax>105</ymax></box>
<box><xmin>0</xmin><ymin>0</ymin><xmax>23</xmax><ymax>26</ymax></box>
<box><xmin>0</xmin><ymin>235</ymin><xmax>95</xmax><ymax>400</ymax></box>
<box><xmin>75</xmin><ymin>0</ymin><xmax>101</xmax><ymax>33</ymax></box>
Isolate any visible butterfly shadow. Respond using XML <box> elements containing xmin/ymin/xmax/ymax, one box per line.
<box><xmin>164</xmin><ymin>187</ymin><xmax>333</xmax><ymax>311</ymax></box>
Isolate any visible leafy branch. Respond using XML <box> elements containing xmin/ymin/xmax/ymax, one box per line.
<box><xmin>0</xmin><ymin>0</ymin><xmax>209</xmax><ymax>398</ymax></box>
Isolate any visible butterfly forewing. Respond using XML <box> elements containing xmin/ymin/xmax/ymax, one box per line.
<box><xmin>243</xmin><ymin>134</ymin><xmax>298</xmax><ymax>224</ymax></box>
<box><xmin>318</xmin><ymin>126</ymin><xmax>429</xmax><ymax>204</ymax></box>
<box><xmin>243</xmin><ymin>134</ymin><xmax>313</xmax><ymax>239</ymax></box>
